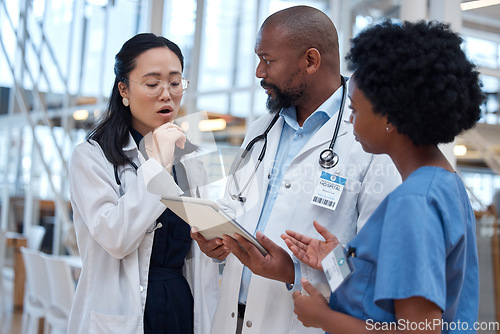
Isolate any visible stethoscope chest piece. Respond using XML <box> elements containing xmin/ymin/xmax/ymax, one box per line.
<box><xmin>230</xmin><ymin>194</ymin><xmax>246</xmax><ymax>203</ymax></box>
<box><xmin>319</xmin><ymin>148</ymin><xmax>339</xmax><ymax>169</ymax></box>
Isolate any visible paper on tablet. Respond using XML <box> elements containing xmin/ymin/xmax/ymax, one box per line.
<box><xmin>161</xmin><ymin>196</ymin><xmax>268</xmax><ymax>256</ymax></box>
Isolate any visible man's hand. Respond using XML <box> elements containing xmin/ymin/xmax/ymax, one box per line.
<box><xmin>190</xmin><ymin>227</ymin><xmax>230</xmax><ymax>261</ymax></box>
<box><xmin>222</xmin><ymin>231</ymin><xmax>294</xmax><ymax>283</ymax></box>
<box><xmin>281</xmin><ymin>221</ymin><xmax>339</xmax><ymax>270</ymax></box>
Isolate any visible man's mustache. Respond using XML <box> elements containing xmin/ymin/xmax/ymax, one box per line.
<box><xmin>260</xmin><ymin>80</ymin><xmax>278</xmax><ymax>91</ymax></box>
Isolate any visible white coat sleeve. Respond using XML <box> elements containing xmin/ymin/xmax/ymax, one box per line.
<box><xmin>356</xmin><ymin>153</ymin><xmax>401</xmax><ymax>232</ymax></box>
<box><xmin>70</xmin><ymin>143</ymin><xmax>168</xmax><ymax>259</ymax></box>
<box><xmin>143</xmin><ymin>157</ymin><xmax>183</xmax><ymax>196</ymax></box>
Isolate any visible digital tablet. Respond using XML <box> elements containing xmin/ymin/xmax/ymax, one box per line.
<box><xmin>160</xmin><ymin>196</ymin><xmax>268</xmax><ymax>256</ymax></box>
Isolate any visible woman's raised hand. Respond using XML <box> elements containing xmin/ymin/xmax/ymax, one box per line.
<box><xmin>144</xmin><ymin>122</ymin><xmax>186</xmax><ymax>172</ymax></box>
<box><xmin>281</xmin><ymin>221</ymin><xmax>340</xmax><ymax>270</ymax></box>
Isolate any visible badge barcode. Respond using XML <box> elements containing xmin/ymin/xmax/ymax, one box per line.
<box><xmin>313</xmin><ymin>196</ymin><xmax>335</xmax><ymax>208</ymax></box>
<box><xmin>325</xmin><ymin>269</ymin><xmax>332</xmax><ymax>282</ymax></box>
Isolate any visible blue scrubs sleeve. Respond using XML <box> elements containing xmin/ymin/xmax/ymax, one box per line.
<box><xmin>373</xmin><ymin>195</ymin><xmax>447</xmax><ymax>313</ymax></box>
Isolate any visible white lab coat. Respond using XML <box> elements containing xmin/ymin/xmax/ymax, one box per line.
<box><xmin>68</xmin><ymin>133</ymin><xmax>219</xmax><ymax>334</ymax></box>
<box><xmin>211</xmin><ymin>107</ymin><xmax>401</xmax><ymax>334</ymax></box>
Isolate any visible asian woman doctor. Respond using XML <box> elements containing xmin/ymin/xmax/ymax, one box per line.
<box><xmin>68</xmin><ymin>33</ymin><xmax>219</xmax><ymax>334</ymax></box>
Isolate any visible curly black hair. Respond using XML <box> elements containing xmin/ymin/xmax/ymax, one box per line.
<box><xmin>346</xmin><ymin>20</ymin><xmax>485</xmax><ymax>146</ymax></box>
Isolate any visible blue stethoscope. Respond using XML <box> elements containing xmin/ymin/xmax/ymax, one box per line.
<box><xmin>228</xmin><ymin>76</ymin><xmax>347</xmax><ymax>202</ymax></box>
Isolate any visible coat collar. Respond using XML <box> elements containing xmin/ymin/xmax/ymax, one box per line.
<box><xmin>123</xmin><ymin>132</ymin><xmax>139</xmax><ymax>153</ymax></box>
<box><xmin>294</xmin><ymin>85</ymin><xmax>350</xmax><ymax>159</ymax></box>
<box><xmin>295</xmin><ymin>105</ymin><xmax>350</xmax><ymax>159</ymax></box>
<box><xmin>254</xmin><ymin>87</ymin><xmax>350</xmax><ymax>177</ymax></box>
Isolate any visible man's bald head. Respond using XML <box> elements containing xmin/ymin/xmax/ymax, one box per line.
<box><xmin>260</xmin><ymin>5</ymin><xmax>340</xmax><ymax>70</ymax></box>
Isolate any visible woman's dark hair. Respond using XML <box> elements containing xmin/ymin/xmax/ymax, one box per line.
<box><xmin>86</xmin><ymin>33</ymin><xmax>184</xmax><ymax>167</ymax></box>
<box><xmin>346</xmin><ymin>20</ymin><xmax>485</xmax><ymax>146</ymax></box>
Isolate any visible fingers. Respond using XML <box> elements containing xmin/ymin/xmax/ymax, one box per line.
<box><xmin>301</xmin><ymin>278</ymin><xmax>320</xmax><ymax>297</ymax></box>
<box><xmin>153</xmin><ymin>123</ymin><xmax>183</xmax><ymax>138</ymax></box>
<box><xmin>283</xmin><ymin>239</ymin><xmax>303</xmax><ymax>259</ymax></box>
<box><xmin>153</xmin><ymin>123</ymin><xmax>186</xmax><ymax>146</ymax></box>
<box><xmin>223</xmin><ymin>234</ymin><xmax>249</xmax><ymax>255</ymax></box>
<box><xmin>147</xmin><ymin>124</ymin><xmax>186</xmax><ymax>171</ymax></box>
<box><xmin>281</xmin><ymin>234</ymin><xmax>308</xmax><ymax>252</ymax></box>
<box><xmin>175</xmin><ymin>132</ymin><xmax>186</xmax><ymax>149</ymax></box>
<box><xmin>210</xmin><ymin>246</ymin><xmax>230</xmax><ymax>260</ymax></box>
<box><xmin>222</xmin><ymin>234</ymin><xmax>250</xmax><ymax>263</ymax></box>
<box><xmin>284</xmin><ymin>229</ymin><xmax>313</xmax><ymax>245</ymax></box>
<box><xmin>155</xmin><ymin>122</ymin><xmax>182</xmax><ymax>131</ymax></box>
<box><xmin>281</xmin><ymin>233</ymin><xmax>309</xmax><ymax>262</ymax></box>
<box><xmin>190</xmin><ymin>226</ymin><xmax>206</xmax><ymax>243</ymax></box>
<box><xmin>235</xmin><ymin>233</ymin><xmax>265</xmax><ymax>259</ymax></box>
<box><xmin>313</xmin><ymin>221</ymin><xmax>338</xmax><ymax>243</ymax></box>
<box><xmin>191</xmin><ymin>228</ymin><xmax>228</xmax><ymax>260</ymax></box>
<box><xmin>284</xmin><ymin>229</ymin><xmax>301</xmax><ymax>240</ymax></box>
<box><xmin>192</xmin><ymin>234</ymin><xmax>219</xmax><ymax>252</ymax></box>
<box><xmin>255</xmin><ymin>231</ymin><xmax>276</xmax><ymax>251</ymax></box>
<box><xmin>156</xmin><ymin>123</ymin><xmax>186</xmax><ymax>149</ymax></box>
<box><xmin>157</xmin><ymin>129</ymin><xmax>186</xmax><ymax>150</ymax></box>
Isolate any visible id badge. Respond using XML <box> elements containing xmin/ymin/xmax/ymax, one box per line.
<box><xmin>321</xmin><ymin>245</ymin><xmax>353</xmax><ymax>293</ymax></box>
<box><xmin>311</xmin><ymin>171</ymin><xmax>346</xmax><ymax>210</ymax></box>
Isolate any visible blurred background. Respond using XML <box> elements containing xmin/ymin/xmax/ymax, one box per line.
<box><xmin>1</xmin><ymin>0</ymin><xmax>500</xmax><ymax>333</ymax></box>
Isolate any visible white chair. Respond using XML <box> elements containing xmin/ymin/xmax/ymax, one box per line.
<box><xmin>26</xmin><ymin>225</ymin><xmax>46</xmax><ymax>250</ymax></box>
<box><xmin>42</xmin><ymin>253</ymin><xmax>76</xmax><ymax>334</ymax></box>
<box><xmin>20</xmin><ymin>247</ymin><xmax>51</xmax><ymax>334</ymax></box>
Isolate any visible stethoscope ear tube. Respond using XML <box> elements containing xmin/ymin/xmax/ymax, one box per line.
<box><xmin>318</xmin><ymin>76</ymin><xmax>347</xmax><ymax>169</ymax></box>
<box><xmin>114</xmin><ymin>160</ymin><xmax>139</xmax><ymax>185</ymax></box>
<box><xmin>227</xmin><ymin>112</ymin><xmax>280</xmax><ymax>202</ymax></box>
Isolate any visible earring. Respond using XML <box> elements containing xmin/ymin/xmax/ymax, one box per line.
<box><xmin>122</xmin><ymin>97</ymin><xmax>129</xmax><ymax>107</ymax></box>
<box><xmin>386</xmin><ymin>126</ymin><xmax>390</xmax><ymax>132</ymax></box>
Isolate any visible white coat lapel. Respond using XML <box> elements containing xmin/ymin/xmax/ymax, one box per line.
<box><xmin>123</xmin><ymin>132</ymin><xmax>143</xmax><ymax>164</ymax></box>
<box><xmin>180</xmin><ymin>153</ymin><xmax>205</xmax><ymax>197</ymax></box>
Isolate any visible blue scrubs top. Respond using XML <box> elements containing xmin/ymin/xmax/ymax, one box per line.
<box><xmin>330</xmin><ymin>167</ymin><xmax>479</xmax><ymax>333</ymax></box>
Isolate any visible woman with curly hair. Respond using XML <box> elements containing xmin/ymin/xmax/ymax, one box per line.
<box><xmin>282</xmin><ymin>20</ymin><xmax>484</xmax><ymax>333</ymax></box>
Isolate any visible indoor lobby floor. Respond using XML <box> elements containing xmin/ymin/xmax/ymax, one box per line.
<box><xmin>0</xmin><ymin>274</ymin><xmax>23</xmax><ymax>334</ymax></box>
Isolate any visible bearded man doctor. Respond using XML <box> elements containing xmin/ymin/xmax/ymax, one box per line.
<box><xmin>189</xmin><ymin>6</ymin><xmax>401</xmax><ymax>334</ymax></box>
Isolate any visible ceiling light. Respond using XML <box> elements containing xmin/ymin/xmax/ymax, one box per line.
<box><xmin>198</xmin><ymin>118</ymin><xmax>227</xmax><ymax>132</ymax></box>
<box><xmin>454</xmin><ymin>144</ymin><xmax>468</xmax><ymax>156</ymax></box>
<box><xmin>73</xmin><ymin>109</ymin><xmax>89</xmax><ymax>121</ymax></box>
<box><xmin>461</xmin><ymin>0</ymin><xmax>500</xmax><ymax>11</ymax></box>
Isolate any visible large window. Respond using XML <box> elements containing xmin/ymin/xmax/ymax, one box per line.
<box><xmin>464</xmin><ymin>35</ymin><xmax>500</xmax><ymax>69</ymax></box>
